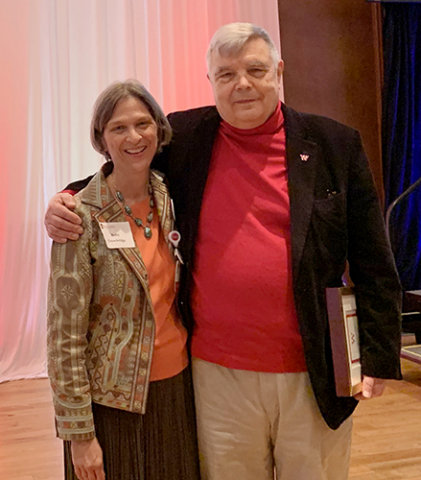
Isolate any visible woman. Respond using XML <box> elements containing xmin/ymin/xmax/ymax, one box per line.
<box><xmin>47</xmin><ymin>80</ymin><xmax>200</xmax><ymax>480</ymax></box>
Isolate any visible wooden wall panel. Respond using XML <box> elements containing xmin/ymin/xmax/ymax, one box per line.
<box><xmin>278</xmin><ymin>1</ymin><xmax>384</xmax><ymax>202</ymax></box>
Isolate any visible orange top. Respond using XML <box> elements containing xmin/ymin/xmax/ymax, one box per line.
<box><xmin>128</xmin><ymin>198</ymin><xmax>188</xmax><ymax>381</ymax></box>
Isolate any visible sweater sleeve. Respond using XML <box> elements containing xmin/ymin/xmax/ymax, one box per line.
<box><xmin>47</xmin><ymin>198</ymin><xmax>96</xmax><ymax>441</ymax></box>
<box><xmin>63</xmin><ymin>175</ymin><xmax>94</xmax><ymax>193</ymax></box>
<box><xmin>346</xmin><ymin>131</ymin><xmax>402</xmax><ymax>380</ymax></box>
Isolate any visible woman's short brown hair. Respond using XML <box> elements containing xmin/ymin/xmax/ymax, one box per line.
<box><xmin>90</xmin><ymin>80</ymin><xmax>172</xmax><ymax>159</ymax></box>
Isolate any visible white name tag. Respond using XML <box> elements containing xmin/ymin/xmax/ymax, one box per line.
<box><xmin>99</xmin><ymin>222</ymin><xmax>135</xmax><ymax>249</ymax></box>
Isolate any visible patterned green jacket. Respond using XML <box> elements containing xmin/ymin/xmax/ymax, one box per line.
<box><xmin>47</xmin><ymin>165</ymin><xmax>176</xmax><ymax>441</ymax></box>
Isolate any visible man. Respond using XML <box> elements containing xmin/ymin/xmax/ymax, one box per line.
<box><xmin>45</xmin><ymin>23</ymin><xmax>402</xmax><ymax>480</ymax></box>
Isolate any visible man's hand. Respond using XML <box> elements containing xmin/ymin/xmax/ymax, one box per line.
<box><xmin>354</xmin><ymin>376</ymin><xmax>386</xmax><ymax>401</ymax></box>
<box><xmin>71</xmin><ymin>437</ymin><xmax>105</xmax><ymax>480</ymax></box>
<box><xmin>45</xmin><ymin>193</ymin><xmax>83</xmax><ymax>243</ymax></box>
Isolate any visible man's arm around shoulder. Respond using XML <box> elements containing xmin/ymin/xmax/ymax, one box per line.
<box><xmin>44</xmin><ymin>175</ymin><xmax>92</xmax><ymax>243</ymax></box>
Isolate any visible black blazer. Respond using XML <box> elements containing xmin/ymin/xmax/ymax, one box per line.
<box><xmin>69</xmin><ymin>103</ymin><xmax>402</xmax><ymax>429</ymax></box>
<box><xmin>155</xmin><ymin>103</ymin><xmax>402</xmax><ymax>429</ymax></box>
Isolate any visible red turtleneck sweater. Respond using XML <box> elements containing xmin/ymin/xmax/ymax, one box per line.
<box><xmin>190</xmin><ymin>102</ymin><xmax>307</xmax><ymax>373</ymax></box>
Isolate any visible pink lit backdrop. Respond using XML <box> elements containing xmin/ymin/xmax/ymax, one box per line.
<box><xmin>0</xmin><ymin>0</ymin><xmax>281</xmax><ymax>382</ymax></box>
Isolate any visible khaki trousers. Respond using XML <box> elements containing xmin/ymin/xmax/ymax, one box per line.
<box><xmin>192</xmin><ymin>358</ymin><xmax>352</xmax><ymax>480</ymax></box>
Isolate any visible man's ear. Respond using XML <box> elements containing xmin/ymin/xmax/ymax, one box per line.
<box><xmin>277</xmin><ymin>60</ymin><xmax>284</xmax><ymax>81</ymax></box>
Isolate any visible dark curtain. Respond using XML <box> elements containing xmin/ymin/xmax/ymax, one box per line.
<box><xmin>382</xmin><ymin>4</ymin><xmax>421</xmax><ymax>290</ymax></box>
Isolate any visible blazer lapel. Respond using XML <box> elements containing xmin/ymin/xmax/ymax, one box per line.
<box><xmin>150</xmin><ymin>170</ymin><xmax>173</xmax><ymax>240</ymax></box>
<box><xmin>94</xmin><ymin>200</ymin><xmax>151</xmax><ymax>297</ymax></box>
<box><xmin>82</xmin><ymin>168</ymin><xmax>150</xmax><ymax>296</ymax></box>
<box><xmin>282</xmin><ymin>104</ymin><xmax>319</xmax><ymax>282</ymax></box>
<box><xmin>185</xmin><ymin>108</ymin><xmax>221</xmax><ymax>263</ymax></box>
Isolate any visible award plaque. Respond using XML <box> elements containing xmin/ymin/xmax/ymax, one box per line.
<box><xmin>326</xmin><ymin>287</ymin><xmax>363</xmax><ymax>397</ymax></box>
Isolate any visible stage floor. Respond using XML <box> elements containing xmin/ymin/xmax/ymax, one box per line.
<box><xmin>1</xmin><ymin>353</ymin><xmax>420</xmax><ymax>480</ymax></box>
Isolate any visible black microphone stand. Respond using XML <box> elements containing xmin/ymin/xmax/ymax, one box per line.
<box><xmin>385</xmin><ymin>175</ymin><xmax>421</xmax><ymax>344</ymax></box>
<box><xmin>385</xmin><ymin>175</ymin><xmax>421</xmax><ymax>245</ymax></box>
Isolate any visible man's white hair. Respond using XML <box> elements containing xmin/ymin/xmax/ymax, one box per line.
<box><xmin>206</xmin><ymin>22</ymin><xmax>280</xmax><ymax>72</ymax></box>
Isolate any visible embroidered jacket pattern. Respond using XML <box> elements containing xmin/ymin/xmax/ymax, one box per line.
<box><xmin>47</xmin><ymin>167</ymin><xmax>175</xmax><ymax>441</ymax></box>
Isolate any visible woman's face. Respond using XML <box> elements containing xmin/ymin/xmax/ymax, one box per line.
<box><xmin>102</xmin><ymin>96</ymin><xmax>158</xmax><ymax>174</ymax></box>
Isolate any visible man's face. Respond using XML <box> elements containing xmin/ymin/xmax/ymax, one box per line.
<box><xmin>207</xmin><ymin>38</ymin><xmax>283</xmax><ymax>129</ymax></box>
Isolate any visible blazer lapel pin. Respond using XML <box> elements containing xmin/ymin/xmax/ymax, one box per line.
<box><xmin>300</xmin><ymin>153</ymin><xmax>310</xmax><ymax>162</ymax></box>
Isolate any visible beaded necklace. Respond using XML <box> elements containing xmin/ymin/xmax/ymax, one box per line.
<box><xmin>114</xmin><ymin>184</ymin><xmax>154</xmax><ymax>240</ymax></box>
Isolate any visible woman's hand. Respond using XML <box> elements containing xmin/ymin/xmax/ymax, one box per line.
<box><xmin>71</xmin><ymin>437</ymin><xmax>106</xmax><ymax>480</ymax></box>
